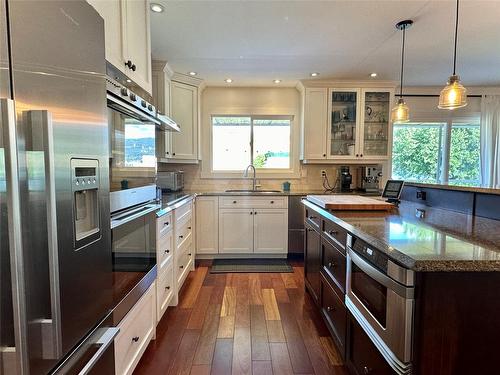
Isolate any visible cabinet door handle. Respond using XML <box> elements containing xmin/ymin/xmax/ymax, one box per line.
<box><xmin>131</xmin><ymin>336</ymin><xmax>140</xmax><ymax>343</ymax></box>
<box><xmin>180</xmin><ymin>265</ymin><xmax>184</xmax><ymax>269</ymax></box>
<box><xmin>356</xmin><ymin>154</ymin><xmax>359</xmax><ymax>157</ymax></box>
<box><xmin>270</xmin><ymin>200</ymin><xmax>274</xmax><ymax>204</ymax></box>
<box><xmin>131</xmin><ymin>64</ymin><xmax>136</xmax><ymax>72</ymax></box>
<box><xmin>164</xmin><ymin>249</ymin><xmax>170</xmax><ymax>254</ymax></box>
<box><xmin>360</xmin><ymin>154</ymin><xmax>363</xmax><ymax>157</ymax></box>
<box><xmin>322</xmin><ymin>153</ymin><xmax>326</xmax><ymax>157</ymax></box>
<box><xmin>328</xmin><ymin>230</ymin><xmax>338</xmax><ymax>236</ymax></box>
<box><xmin>250</xmin><ymin>212</ymin><xmax>253</xmax><ymax>215</ymax></box>
<box><xmin>166</xmin><ymin>151</ymin><xmax>170</xmax><ymax>155</ymax></box>
<box><xmin>188</xmin><ymin>253</ymin><xmax>192</xmax><ymax>256</ymax></box>
<box><xmin>188</xmin><ymin>226</ymin><xmax>192</xmax><ymax>230</ymax></box>
<box><xmin>173</xmin><ymin>152</ymin><xmax>176</xmax><ymax>156</ymax></box>
<box><xmin>326</xmin><ymin>306</ymin><xmax>334</xmax><ymax>312</ymax></box>
<box><xmin>125</xmin><ymin>60</ymin><xmax>133</xmax><ymax>69</ymax></box>
<box><xmin>328</xmin><ymin>262</ymin><xmax>335</xmax><ymax>268</ymax></box>
<box><xmin>165</xmin><ymin>286</ymin><xmax>170</xmax><ymax>290</ymax></box>
<box><xmin>179</xmin><ymin>235</ymin><xmax>184</xmax><ymax>239</ymax></box>
<box><xmin>254</xmin><ymin>211</ymin><xmax>257</xmax><ymax>215</ymax></box>
<box><xmin>308</xmin><ymin>216</ymin><xmax>317</xmax><ymax>220</ymax></box>
<box><xmin>164</xmin><ymin>221</ymin><xmax>169</xmax><ymax>226</ymax></box>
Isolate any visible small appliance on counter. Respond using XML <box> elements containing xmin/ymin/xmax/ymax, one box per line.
<box><xmin>157</xmin><ymin>171</ymin><xmax>185</xmax><ymax>192</ymax></box>
<box><xmin>356</xmin><ymin>165</ymin><xmax>382</xmax><ymax>193</ymax></box>
<box><xmin>339</xmin><ymin>166</ymin><xmax>352</xmax><ymax>192</ymax></box>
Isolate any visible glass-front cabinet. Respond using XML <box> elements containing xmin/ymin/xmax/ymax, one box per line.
<box><xmin>324</xmin><ymin>87</ymin><xmax>393</xmax><ymax>161</ymax></box>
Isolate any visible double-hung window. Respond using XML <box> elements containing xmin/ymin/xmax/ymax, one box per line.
<box><xmin>212</xmin><ymin>115</ymin><xmax>292</xmax><ymax>172</ymax></box>
<box><xmin>392</xmin><ymin>120</ymin><xmax>481</xmax><ymax>186</ymax></box>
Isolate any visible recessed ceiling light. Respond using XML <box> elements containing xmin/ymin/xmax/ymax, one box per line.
<box><xmin>370</xmin><ymin>73</ymin><xmax>377</xmax><ymax>78</ymax></box>
<box><xmin>188</xmin><ymin>71</ymin><xmax>197</xmax><ymax>76</ymax></box>
<box><xmin>150</xmin><ymin>3</ymin><xmax>164</xmax><ymax>13</ymax></box>
<box><xmin>225</xmin><ymin>78</ymin><xmax>233</xmax><ymax>83</ymax></box>
<box><xmin>273</xmin><ymin>79</ymin><xmax>281</xmax><ymax>84</ymax></box>
<box><xmin>310</xmin><ymin>72</ymin><xmax>319</xmax><ymax>77</ymax></box>
<box><xmin>126</xmin><ymin>79</ymin><xmax>132</xmax><ymax>83</ymax></box>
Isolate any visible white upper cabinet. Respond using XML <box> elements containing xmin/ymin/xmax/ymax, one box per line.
<box><xmin>170</xmin><ymin>81</ymin><xmax>198</xmax><ymax>161</ymax></box>
<box><xmin>301</xmin><ymin>83</ymin><xmax>395</xmax><ymax>163</ymax></box>
<box><xmin>152</xmin><ymin>63</ymin><xmax>173</xmax><ymax>159</ymax></box>
<box><xmin>88</xmin><ymin>0</ymin><xmax>152</xmax><ymax>94</ymax></box>
<box><xmin>303</xmin><ymin>88</ymin><xmax>328</xmax><ymax>160</ymax></box>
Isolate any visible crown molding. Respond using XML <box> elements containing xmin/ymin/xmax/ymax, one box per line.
<box><xmin>172</xmin><ymin>72</ymin><xmax>204</xmax><ymax>87</ymax></box>
<box><xmin>151</xmin><ymin>60</ymin><xmax>175</xmax><ymax>79</ymax></box>
<box><xmin>300</xmin><ymin>79</ymin><xmax>397</xmax><ymax>88</ymax></box>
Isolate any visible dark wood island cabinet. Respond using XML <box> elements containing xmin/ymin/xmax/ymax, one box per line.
<box><xmin>302</xmin><ymin>197</ymin><xmax>500</xmax><ymax>375</ymax></box>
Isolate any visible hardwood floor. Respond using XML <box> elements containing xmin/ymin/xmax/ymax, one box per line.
<box><xmin>134</xmin><ymin>260</ymin><xmax>347</xmax><ymax>375</ymax></box>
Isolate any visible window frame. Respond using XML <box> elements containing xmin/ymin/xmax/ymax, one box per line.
<box><xmin>391</xmin><ymin>117</ymin><xmax>480</xmax><ymax>185</ymax></box>
<box><xmin>203</xmin><ymin>113</ymin><xmax>299</xmax><ymax>179</ymax></box>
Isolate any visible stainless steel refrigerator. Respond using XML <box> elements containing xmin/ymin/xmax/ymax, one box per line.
<box><xmin>1</xmin><ymin>1</ymin><xmax>117</xmax><ymax>374</ymax></box>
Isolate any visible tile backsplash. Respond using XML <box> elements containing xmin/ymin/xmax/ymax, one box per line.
<box><xmin>157</xmin><ymin>162</ymin><xmax>365</xmax><ymax>193</ymax></box>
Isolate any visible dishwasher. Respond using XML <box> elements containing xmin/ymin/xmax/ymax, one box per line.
<box><xmin>288</xmin><ymin>195</ymin><xmax>306</xmax><ymax>257</ymax></box>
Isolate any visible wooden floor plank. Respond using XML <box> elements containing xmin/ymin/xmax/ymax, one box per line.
<box><xmin>167</xmin><ymin>329</ymin><xmax>200</xmax><ymax>375</ymax></box>
<box><xmin>262</xmin><ymin>289</ymin><xmax>281</xmax><ymax>320</ymax></box>
<box><xmin>193</xmin><ymin>303</ymin><xmax>221</xmax><ymax>365</ymax></box>
<box><xmin>251</xmin><ymin>360</ymin><xmax>273</xmax><ymax>375</ymax></box>
<box><xmin>320</xmin><ymin>336</ymin><xmax>344</xmax><ymax>366</ymax></box>
<box><xmin>235</xmin><ymin>282</ymin><xmax>250</xmax><ymax>328</ymax></box>
<box><xmin>180</xmin><ymin>267</ymin><xmax>209</xmax><ymax>308</ymax></box>
<box><xmin>221</xmin><ymin>286</ymin><xmax>237</xmax><ymax>317</ymax></box>
<box><xmin>250</xmin><ymin>305</ymin><xmax>270</xmax><ymax>361</ymax></box>
<box><xmin>211</xmin><ymin>338</ymin><xmax>233</xmax><ymax>375</ymax></box>
<box><xmin>190</xmin><ymin>365</ymin><xmax>211</xmax><ymax>375</ymax></box>
<box><xmin>231</xmin><ymin>326</ymin><xmax>252</xmax><ymax>375</ymax></box>
<box><xmin>249</xmin><ymin>274</ymin><xmax>263</xmax><ymax>305</ymax></box>
<box><xmin>270</xmin><ymin>342</ymin><xmax>294</xmax><ymax>375</ymax></box>
<box><xmin>278</xmin><ymin>302</ymin><xmax>314</xmax><ymax>374</ymax></box>
<box><xmin>271</xmin><ymin>274</ymin><xmax>290</xmax><ymax>303</ymax></box>
<box><xmin>217</xmin><ymin>315</ymin><xmax>235</xmax><ymax>338</ymax></box>
<box><xmin>281</xmin><ymin>272</ymin><xmax>298</xmax><ymax>289</ymax></box>
<box><xmin>266</xmin><ymin>320</ymin><xmax>286</xmax><ymax>343</ymax></box>
<box><xmin>259</xmin><ymin>273</ymin><xmax>274</xmax><ymax>288</ymax></box>
<box><xmin>187</xmin><ymin>286</ymin><xmax>214</xmax><ymax>330</ymax></box>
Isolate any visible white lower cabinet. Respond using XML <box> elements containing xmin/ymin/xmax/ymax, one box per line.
<box><xmin>196</xmin><ymin>196</ymin><xmax>219</xmax><ymax>254</ymax></box>
<box><xmin>156</xmin><ymin>261</ymin><xmax>174</xmax><ymax>322</ymax></box>
<box><xmin>253</xmin><ymin>209</ymin><xmax>288</xmax><ymax>254</ymax></box>
<box><xmin>217</xmin><ymin>196</ymin><xmax>289</xmax><ymax>255</ymax></box>
<box><xmin>114</xmin><ymin>282</ymin><xmax>155</xmax><ymax>375</ymax></box>
<box><xmin>219</xmin><ymin>209</ymin><xmax>254</xmax><ymax>253</ymax></box>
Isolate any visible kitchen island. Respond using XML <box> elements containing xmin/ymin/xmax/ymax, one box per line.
<box><xmin>302</xmin><ymin>196</ymin><xmax>500</xmax><ymax>375</ymax></box>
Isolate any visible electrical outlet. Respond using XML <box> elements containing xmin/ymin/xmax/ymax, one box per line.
<box><xmin>321</xmin><ymin>169</ymin><xmax>327</xmax><ymax>177</ymax></box>
<box><xmin>416</xmin><ymin>191</ymin><xmax>427</xmax><ymax>200</ymax></box>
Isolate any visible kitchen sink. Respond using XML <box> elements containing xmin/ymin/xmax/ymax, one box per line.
<box><xmin>225</xmin><ymin>189</ymin><xmax>282</xmax><ymax>194</ymax></box>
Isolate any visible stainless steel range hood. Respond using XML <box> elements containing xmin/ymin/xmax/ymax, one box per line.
<box><xmin>158</xmin><ymin>112</ymin><xmax>181</xmax><ymax>132</ymax></box>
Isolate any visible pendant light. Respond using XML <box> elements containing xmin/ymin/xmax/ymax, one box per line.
<box><xmin>391</xmin><ymin>20</ymin><xmax>413</xmax><ymax>124</ymax></box>
<box><xmin>438</xmin><ymin>0</ymin><xmax>467</xmax><ymax>109</ymax></box>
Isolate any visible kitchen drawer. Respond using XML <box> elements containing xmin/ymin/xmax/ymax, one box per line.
<box><xmin>220</xmin><ymin>196</ymin><xmax>287</xmax><ymax>209</ymax></box>
<box><xmin>346</xmin><ymin>314</ymin><xmax>396</xmax><ymax>375</ymax></box>
<box><xmin>175</xmin><ymin>200</ymin><xmax>193</xmax><ymax>225</ymax></box>
<box><xmin>305</xmin><ymin>207</ymin><xmax>321</xmax><ymax>229</ymax></box>
<box><xmin>115</xmin><ymin>282</ymin><xmax>155</xmax><ymax>375</ymax></box>
<box><xmin>321</xmin><ymin>239</ymin><xmax>346</xmax><ymax>295</ymax></box>
<box><xmin>176</xmin><ymin>246</ymin><xmax>193</xmax><ymax>287</ymax></box>
<box><xmin>157</xmin><ymin>211</ymin><xmax>173</xmax><ymax>237</ymax></box>
<box><xmin>156</xmin><ymin>262</ymin><xmax>174</xmax><ymax>322</ymax></box>
<box><xmin>176</xmin><ymin>216</ymin><xmax>193</xmax><ymax>250</ymax></box>
<box><xmin>320</xmin><ymin>274</ymin><xmax>346</xmax><ymax>357</ymax></box>
<box><xmin>323</xmin><ymin>219</ymin><xmax>347</xmax><ymax>251</ymax></box>
<box><xmin>157</xmin><ymin>230</ymin><xmax>173</xmax><ymax>271</ymax></box>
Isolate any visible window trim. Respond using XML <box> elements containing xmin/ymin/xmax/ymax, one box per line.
<box><xmin>391</xmin><ymin>119</ymin><xmax>480</xmax><ymax>186</ymax></box>
<box><xmin>202</xmin><ymin>112</ymin><xmax>300</xmax><ymax>179</ymax></box>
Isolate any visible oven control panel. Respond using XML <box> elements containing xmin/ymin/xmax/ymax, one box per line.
<box><xmin>349</xmin><ymin>235</ymin><xmax>389</xmax><ymax>273</ymax></box>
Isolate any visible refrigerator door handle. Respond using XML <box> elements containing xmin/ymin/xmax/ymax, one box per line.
<box><xmin>77</xmin><ymin>327</ymin><xmax>119</xmax><ymax>375</ymax></box>
<box><xmin>25</xmin><ymin>110</ymin><xmax>63</xmax><ymax>359</ymax></box>
<box><xmin>1</xmin><ymin>98</ymin><xmax>29</xmax><ymax>375</ymax></box>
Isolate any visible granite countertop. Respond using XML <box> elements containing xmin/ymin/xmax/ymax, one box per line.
<box><xmin>303</xmin><ymin>198</ymin><xmax>500</xmax><ymax>272</ymax></box>
<box><xmin>156</xmin><ymin>193</ymin><xmax>196</xmax><ymax>217</ymax></box>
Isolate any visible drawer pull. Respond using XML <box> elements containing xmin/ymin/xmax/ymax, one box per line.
<box><xmin>188</xmin><ymin>226</ymin><xmax>192</xmax><ymax>230</ymax></box>
<box><xmin>179</xmin><ymin>235</ymin><xmax>184</xmax><ymax>239</ymax></box>
<box><xmin>131</xmin><ymin>336</ymin><xmax>140</xmax><ymax>343</ymax></box>
<box><xmin>233</xmin><ymin>200</ymin><xmax>237</xmax><ymax>204</ymax></box>
<box><xmin>270</xmin><ymin>200</ymin><xmax>274</xmax><ymax>204</ymax></box>
<box><xmin>250</xmin><ymin>212</ymin><xmax>253</xmax><ymax>215</ymax></box>
<box><xmin>328</xmin><ymin>230</ymin><xmax>338</xmax><ymax>236</ymax></box>
<box><xmin>188</xmin><ymin>253</ymin><xmax>192</xmax><ymax>256</ymax></box>
<box><xmin>363</xmin><ymin>366</ymin><xmax>372</xmax><ymax>374</ymax></box>
<box><xmin>165</xmin><ymin>286</ymin><xmax>170</xmax><ymax>290</ymax></box>
<box><xmin>308</xmin><ymin>216</ymin><xmax>317</xmax><ymax>220</ymax></box>
<box><xmin>180</xmin><ymin>265</ymin><xmax>184</xmax><ymax>269</ymax></box>
<box><xmin>326</xmin><ymin>306</ymin><xmax>334</xmax><ymax>312</ymax></box>
<box><xmin>164</xmin><ymin>222</ymin><xmax>169</xmax><ymax>226</ymax></box>
<box><xmin>254</xmin><ymin>211</ymin><xmax>258</xmax><ymax>215</ymax></box>
<box><xmin>328</xmin><ymin>262</ymin><xmax>335</xmax><ymax>268</ymax></box>
<box><xmin>164</xmin><ymin>249</ymin><xmax>170</xmax><ymax>254</ymax></box>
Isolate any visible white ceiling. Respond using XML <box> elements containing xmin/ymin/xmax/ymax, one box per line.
<box><xmin>151</xmin><ymin>0</ymin><xmax>500</xmax><ymax>87</ymax></box>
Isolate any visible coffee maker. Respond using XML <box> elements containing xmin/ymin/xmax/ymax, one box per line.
<box><xmin>357</xmin><ymin>165</ymin><xmax>382</xmax><ymax>193</ymax></box>
<box><xmin>339</xmin><ymin>166</ymin><xmax>352</xmax><ymax>192</ymax></box>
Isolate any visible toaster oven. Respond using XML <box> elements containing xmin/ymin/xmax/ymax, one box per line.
<box><xmin>157</xmin><ymin>171</ymin><xmax>184</xmax><ymax>192</ymax></box>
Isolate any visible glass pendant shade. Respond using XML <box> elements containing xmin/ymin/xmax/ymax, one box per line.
<box><xmin>391</xmin><ymin>98</ymin><xmax>410</xmax><ymax>123</ymax></box>
<box><xmin>438</xmin><ymin>75</ymin><xmax>467</xmax><ymax>109</ymax></box>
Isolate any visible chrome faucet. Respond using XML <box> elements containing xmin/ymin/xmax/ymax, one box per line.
<box><xmin>244</xmin><ymin>164</ymin><xmax>257</xmax><ymax>190</ymax></box>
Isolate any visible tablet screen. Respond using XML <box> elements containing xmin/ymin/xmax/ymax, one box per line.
<box><xmin>382</xmin><ymin>180</ymin><xmax>405</xmax><ymax>199</ymax></box>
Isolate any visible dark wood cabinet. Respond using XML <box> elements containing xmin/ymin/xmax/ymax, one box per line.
<box><xmin>320</xmin><ymin>274</ymin><xmax>347</xmax><ymax>357</ymax></box>
<box><xmin>304</xmin><ymin>222</ymin><xmax>321</xmax><ymax>304</ymax></box>
<box><xmin>323</xmin><ymin>219</ymin><xmax>347</xmax><ymax>251</ymax></box>
<box><xmin>321</xmin><ymin>238</ymin><xmax>346</xmax><ymax>295</ymax></box>
<box><xmin>346</xmin><ymin>314</ymin><xmax>396</xmax><ymax>375</ymax></box>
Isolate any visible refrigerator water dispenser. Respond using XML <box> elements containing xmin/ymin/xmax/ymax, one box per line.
<box><xmin>71</xmin><ymin>158</ymin><xmax>100</xmax><ymax>249</ymax></box>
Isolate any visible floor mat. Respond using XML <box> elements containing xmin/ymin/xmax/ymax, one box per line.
<box><xmin>210</xmin><ymin>258</ymin><xmax>293</xmax><ymax>273</ymax></box>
